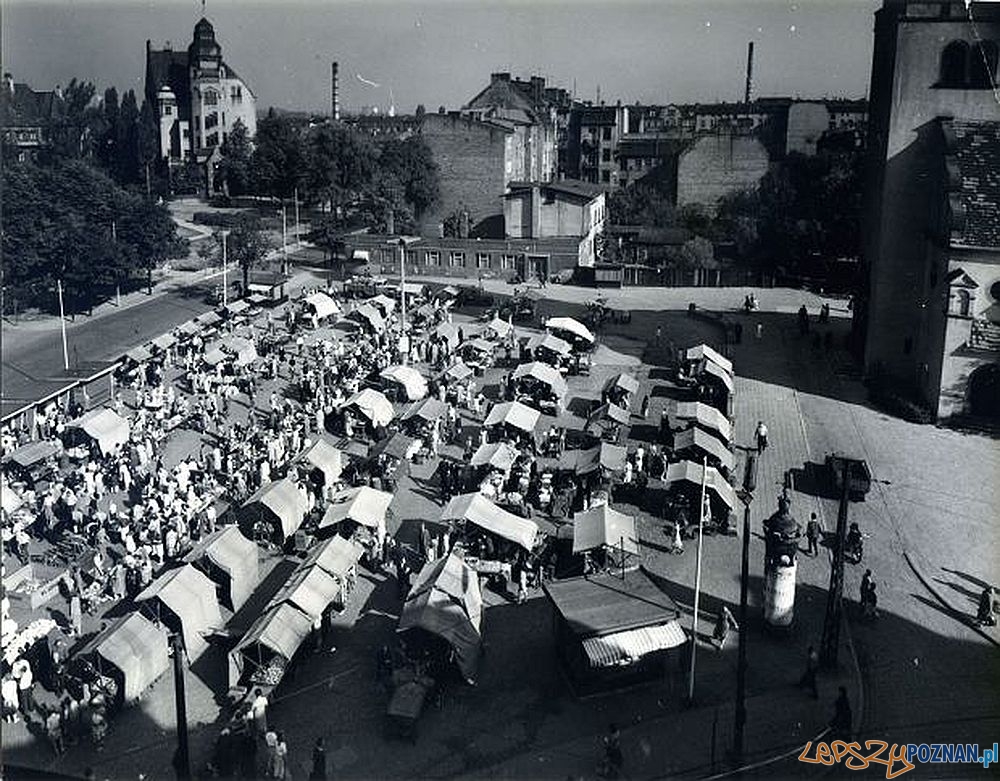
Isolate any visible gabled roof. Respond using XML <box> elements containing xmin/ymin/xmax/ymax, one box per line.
<box><xmin>945</xmin><ymin>119</ymin><xmax>1000</xmax><ymax>250</ymax></box>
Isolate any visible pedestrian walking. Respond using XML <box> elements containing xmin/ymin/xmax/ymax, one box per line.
<box><xmin>830</xmin><ymin>686</ymin><xmax>852</xmax><ymax>742</ymax></box>
<box><xmin>798</xmin><ymin>645</ymin><xmax>820</xmax><ymax>699</ymax></box>
<box><xmin>310</xmin><ymin>737</ymin><xmax>327</xmax><ymax>780</ymax></box>
<box><xmin>754</xmin><ymin>420</ymin><xmax>769</xmax><ymax>454</ymax></box>
<box><xmin>806</xmin><ymin>513</ymin><xmax>821</xmax><ymax>556</ymax></box>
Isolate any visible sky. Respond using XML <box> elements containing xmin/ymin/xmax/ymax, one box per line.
<box><xmin>3</xmin><ymin>0</ymin><xmax>882</xmax><ymax>114</ymax></box>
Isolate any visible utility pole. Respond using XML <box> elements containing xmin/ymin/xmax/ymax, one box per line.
<box><xmin>294</xmin><ymin>187</ymin><xmax>301</xmax><ymax>247</ymax></box>
<box><xmin>687</xmin><ymin>456</ymin><xmax>708</xmax><ymax>705</ymax></box>
<box><xmin>221</xmin><ymin>230</ymin><xmax>230</xmax><ymax>307</ymax></box>
<box><xmin>56</xmin><ymin>279</ymin><xmax>69</xmax><ymax>371</ymax></box>
<box><xmin>733</xmin><ymin>453</ymin><xmax>758</xmax><ymax>758</ymax></box>
<box><xmin>821</xmin><ymin>458</ymin><xmax>853</xmax><ymax>668</ymax></box>
<box><xmin>170</xmin><ymin>633</ymin><xmax>190</xmax><ymax>780</ymax></box>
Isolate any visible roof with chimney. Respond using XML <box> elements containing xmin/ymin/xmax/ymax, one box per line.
<box><xmin>944</xmin><ymin>119</ymin><xmax>1000</xmax><ymax>250</ymax></box>
<box><xmin>0</xmin><ymin>79</ymin><xmax>65</xmax><ymax>128</ymax></box>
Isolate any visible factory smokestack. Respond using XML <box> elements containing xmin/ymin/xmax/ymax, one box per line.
<box><xmin>744</xmin><ymin>41</ymin><xmax>754</xmax><ymax>104</ymax></box>
<box><xmin>331</xmin><ymin>61</ymin><xmax>340</xmax><ymax>121</ymax></box>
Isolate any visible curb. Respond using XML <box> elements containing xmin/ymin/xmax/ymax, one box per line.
<box><xmin>902</xmin><ymin>550</ymin><xmax>999</xmax><ymax>649</ymax></box>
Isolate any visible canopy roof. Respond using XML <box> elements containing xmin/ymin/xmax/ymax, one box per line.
<box><xmin>572</xmin><ymin>505</ymin><xmax>639</xmax><ymax>555</ymax></box>
<box><xmin>304</xmin><ymin>535</ymin><xmax>363</xmax><ymax>579</ymax></box>
<box><xmin>672</xmin><ymin>426</ymin><xmax>734</xmax><ymax>471</ymax></box>
<box><xmin>675</xmin><ymin>401</ymin><xmax>732</xmax><ymax>443</ymax></box>
<box><xmin>368</xmin><ymin>293</ymin><xmax>397</xmax><ymax>314</ymax></box>
<box><xmin>484</xmin><ymin>316</ymin><xmax>514</xmax><ymax>339</ymax></box>
<box><xmin>80</xmin><ymin>613</ymin><xmax>169</xmax><ymax>702</ymax></box>
<box><xmin>351</xmin><ymin>304</ymin><xmax>386</xmax><ymax>332</ymax></box>
<box><xmin>125</xmin><ymin>345</ymin><xmax>152</xmax><ymax>364</ymax></box>
<box><xmin>546</xmin><ymin>316</ymin><xmax>595</xmax><ymax>344</ymax></box>
<box><xmin>7</xmin><ymin>439</ymin><xmax>61</xmax><ymax>468</ymax></box>
<box><xmin>512</xmin><ymin>361</ymin><xmax>568</xmax><ymax>399</ymax></box>
<box><xmin>700</xmin><ymin>358</ymin><xmax>735</xmax><ymax>394</ymax></box>
<box><xmin>484</xmin><ymin>400</ymin><xmax>541</xmax><ymax>433</ymax></box>
<box><xmin>469</xmin><ymin>441</ymin><xmax>519</xmax><ymax>471</ymax></box>
<box><xmin>606</xmin><ymin>373</ymin><xmax>640</xmax><ymax>395</ymax></box>
<box><xmin>543</xmin><ymin>569</ymin><xmax>681</xmax><ymax>639</ymax></box>
<box><xmin>381</xmin><ymin>365</ymin><xmax>428</xmax><ymax>401</ymax></box>
<box><xmin>68</xmin><ymin>408</ymin><xmax>130</xmax><ymax>455</ymax></box>
<box><xmin>685</xmin><ymin>343</ymin><xmax>733</xmax><ymax>374</ymax></box>
<box><xmin>150</xmin><ymin>333</ymin><xmax>176</xmax><ymax>351</ymax></box>
<box><xmin>183</xmin><ymin>526</ymin><xmax>260</xmax><ymax>611</ymax></box>
<box><xmin>297</xmin><ymin>439</ymin><xmax>344</xmax><ymax>485</ymax></box>
<box><xmin>402</xmin><ymin>396</ymin><xmax>448</xmax><ymax>423</ymax></box>
<box><xmin>398</xmin><ymin>552</ymin><xmax>483</xmax><ymax>679</ymax></box>
<box><xmin>663</xmin><ymin>460</ymin><xmax>736</xmax><ymax>510</ymax></box>
<box><xmin>434</xmin><ymin>322</ymin><xmax>460</xmax><ymax>348</ymax></box>
<box><xmin>443</xmin><ymin>361</ymin><xmax>474</xmax><ymax>382</ymax></box>
<box><xmin>527</xmin><ymin>333</ymin><xmax>572</xmax><ymax>357</ymax></box>
<box><xmin>321</xmin><ymin>485</ymin><xmax>393</xmax><ymax>530</ymax></box>
<box><xmin>563</xmin><ymin>442</ymin><xmax>628</xmax><ymax>475</ymax></box>
<box><xmin>442</xmin><ymin>493</ymin><xmax>538</xmax><ymax>551</ymax></box>
<box><xmin>233</xmin><ymin>602</ymin><xmax>312</xmax><ymax>664</ymax></box>
<box><xmin>136</xmin><ymin>564</ymin><xmax>222</xmax><ymax>658</ymax></box>
<box><xmin>241</xmin><ymin>478</ymin><xmax>309</xmax><ymax>540</ymax></box>
<box><xmin>344</xmin><ymin>388</ymin><xmax>395</xmax><ymax>427</ymax></box>
<box><xmin>268</xmin><ymin>563</ymin><xmax>341</xmax><ymax>621</ymax></box>
<box><xmin>303</xmin><ymin>292</ymin><xmax>340</xmax><ymax>320</ymax></box>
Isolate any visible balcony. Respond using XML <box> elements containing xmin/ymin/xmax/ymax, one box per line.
<box><xmin>969</xmin><ymin>318</ymin><xmax>1000</xmax><ymax>352</ymax></box>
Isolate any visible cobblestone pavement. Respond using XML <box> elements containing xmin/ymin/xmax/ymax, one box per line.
<box><xmin>5</xmin><ymin>284</ymin><xmax>997</xmax><ymax>781</ymax></box>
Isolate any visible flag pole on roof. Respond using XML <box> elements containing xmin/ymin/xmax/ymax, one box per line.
<box><xmin>688</xmin><ymin>455</ymin><xmax>708</xmax><ymax>706</ymax></box>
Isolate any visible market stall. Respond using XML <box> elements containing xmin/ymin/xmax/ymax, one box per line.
<box><xmin>267</xmin><ymin>562</ymin><xmax>341</xmax><ymax>622</ymax></box>
<box><xmin>238</xmin><ymin>478</ymin><xmax>310</xmax><ymax>546</ymax></box>
<box><xmin>381</xmin><ymin>365</ymin><xmax>429</xmax><ymax>402</ymax></box>
<box><xmin>483</xmin><ymin>400</ymin><xmax>542</xmax><ymax>449</ymax></box>
<box><xmin>136</xmin><ymin>563</ymin><xmax>223</xmax><ymax>660</ymax></box>
<box><xmin>183</xmin><ymin>526</ymin><xmax>260</xmax><ymax>612</ymax></box>
<box><xmin>545</xmin><ymin>316</ymin><xmax>596</xmax><ymax>351</ymax></box>
<box><xmin>542</xmin><ymin>568</ymin><xmax>686</xmax><ymax>695</ymax></box>
<box><xmin>296</xmin><ymin>439</ymin><xmax>345</xmax><ymax>488</ymax></box>
<box><xmin>572</xmin><ymin>504</ymin><xmax>640</xmax><ymax>573</ymax></box>
<box><xmin>319</xmin><ymin>485</ymin><xmax>393</xmax><ymax>544</ymax></box>
<box><xmin>228</xmin><ymin>602</ymin><xmax>312</xmax><ymax>689</ymax></box>
<box><xmin>79</xmin><ymin>612</ymin><xmax>170</xmax><ymax>705</ymax></box>
<box><xmin>65</xmin><ymin>408</ymin><xmax>131</xmax><ymax>456</ymax></box>
<box><xmin>511</xmin><ymin>362</ymin><xmax>568</xmax><ymax>413</ymax></box>
<box><xmin>673</xmin><ymin>401</ymin><xmax>732</xmax><ymax>444</ymax></box>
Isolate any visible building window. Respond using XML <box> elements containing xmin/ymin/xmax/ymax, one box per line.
<box><xmin>602</xmin><ymin>127</ymin><xmax>612</xmax><ymax>141</ymax></box>
<box><xmin>450</xmin><ymin>251</ymin><xmax>466</xmax><ymax>267</ymax></box>
<box><xmin>940</xmin><ymin>41</ymin><xmax>970</xmax><ymax>86</ymax></box>
<box><xmin>476</xmin><ymin>252</ymin><xmax>490</xmax><ymax>269</ymax></box>
<box><xmin>426</xmin><ymin>250</ymin><xmax>440</xmax><ymax>266</ymax></box>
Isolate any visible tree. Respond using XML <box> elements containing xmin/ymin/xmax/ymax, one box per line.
<box><xmin>252</xmin><ymin>109</ymin><xmax>307</xmax><ymax>199</ymax></box>
<box><xmin>200</xmin><ymin>214</ymin><xmax>271</xmax><ymax>291</ymax></box>
<box><xmin>214</xmin><ymin>118</ymin><xmax>253</xmax><ymax>197</ymax></box>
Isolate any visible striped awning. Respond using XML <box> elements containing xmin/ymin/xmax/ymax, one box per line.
<box><xmin>581</xmin><ymin>621</ymin><xmax>687</xmax><ymax>668</ymax></box>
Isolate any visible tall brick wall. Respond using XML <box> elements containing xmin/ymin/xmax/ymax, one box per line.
<box><xmin>419</xmin><ymin>113</ymin><xmax>510</xmax><ymax>237</ymax></box>
<box><xmin>676</xmin><ymin>133</ymin><xmax>770</xmax><ymax>213</ymax></box>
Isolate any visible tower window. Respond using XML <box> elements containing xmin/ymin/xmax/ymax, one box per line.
<box><xmin>939</xmin><ymin>41</ymin><xmax>969</xmax><ymax>87</ymax></box>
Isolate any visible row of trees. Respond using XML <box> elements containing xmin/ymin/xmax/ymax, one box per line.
<box><xmin>215</xmin><ymin>111</ymin><xmax>440</xmax><ymax>234</ymax></box>
<box><xmin>3</xmin><ymin>160</ymin><xmax>183</xmax><ymax>314</ymax></box>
